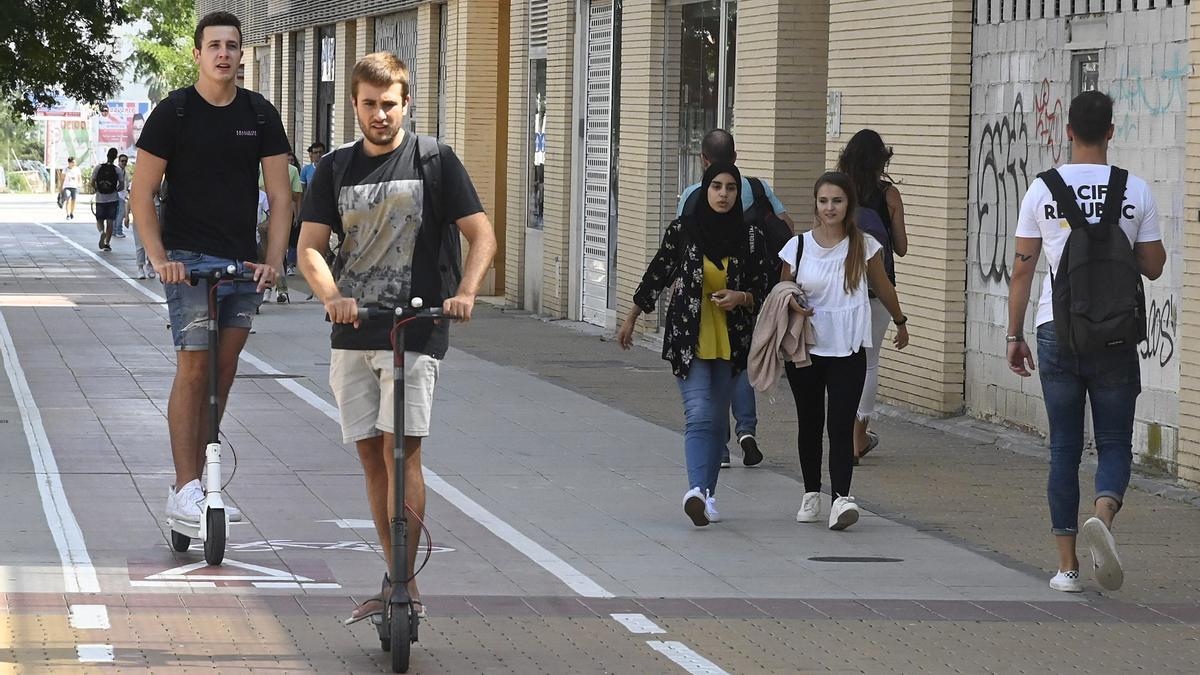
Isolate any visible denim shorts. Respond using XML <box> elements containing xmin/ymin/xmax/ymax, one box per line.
<box><xmin>163</xmin><ymin>249</ymin><xmax>263</xmax><ymax>351</ymax></box>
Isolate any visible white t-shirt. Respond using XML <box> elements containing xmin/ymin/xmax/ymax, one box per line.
<box><xmin>778</xmin><ymin>231</ymin><xmax>883</xmax><ymax>357</ymax></box>
<box><xmin>1015</xmin><ymin>163</ymin><xmax>1162</xmax><ymax>328</ymax></box>
<box><xmin>62</xmin><ymin>166</ymin><xmax>82</xmax><ymax>190</ymax></box>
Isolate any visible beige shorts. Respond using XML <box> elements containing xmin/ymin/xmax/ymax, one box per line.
<box><xmin>329</xmin><ymin>349</ymin><xmax>440</xmax><ymax>443</ymax></box>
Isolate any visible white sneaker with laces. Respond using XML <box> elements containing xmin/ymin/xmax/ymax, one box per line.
<box><xmin>796</xmin><ymin>491</ymin><xmax>821</xmax><ymax>523</ymax></box>
<box><xmin>1081</xmin><ymin>516</ymin><xmax>1124</xmax><ymax>591</ymax></box>
<box><xmin>829</xmin><ymin>496</ymin><xmax>860</xmax><ymax>531</ymax></box>
<box><xmin>1049</xmin><ymin>569</ymin><xmax>1083</xmax><ymax>593</ymax></box>
<box><xmin>166</xmin><ymin>479</ymin><xmax>203</xmax><ymax>523</ymax></box>
<box><xmin>704</xmin><ymin>491</ymin><xmax>721</xmax><ymax>523</ymax></box>
<box><xmin>683</xmin><ymin>487</ymin><xmax>709</xmax><ymax>527</ymax></box>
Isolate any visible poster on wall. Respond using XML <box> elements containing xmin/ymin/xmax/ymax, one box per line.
<box><xmin>94</xmin><ymin>101</ymin><xmax>151</xmax><ymax>162</ymax></box>
<box><xmin>46</xmin><ymin>119</ymin><xmax>93</xmax><ymax>172</ymax></box>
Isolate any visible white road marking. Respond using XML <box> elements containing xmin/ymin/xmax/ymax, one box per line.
<box><xmin>128</xmin><ymin>580</ymin><xmax>216</xmax><ymax>589</ymax></box>
<box><xmin>0</xmin><ymin>310</ymin><xmax>99</xmax><ymax>593</ymax></box>
<box><xmin>646</xmin><ymin>642</ymin><xmax>729</xmax><ymax>675</ymax></box>
<box><xmin>317</xmin><ymin>518</ymin><xmax>378</xmax><ymax>529</ymax></box>
<box><xmin>76</xmin><ymin>644</ymin><xmax>115</xmax><ymax>663</ymax></box>
<box><xmin>611</xmin><ymin>613</ymin><xmax>666</xmax><ymax>634</ymax></box>
<box><xmin>68</xmin><ymin>605</ymin><xmax>110</xmax><ymax>630</ymax></box>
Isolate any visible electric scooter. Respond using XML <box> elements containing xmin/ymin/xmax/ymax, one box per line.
<box><xmin>357</xmin><ymin>298</ymin><xmax>442</xmax><ymax>674</ymax></box>
<box><xmin>168</xmin><ymin>264</ymin><xmax>258</xmax><ymax>566</ymax></box>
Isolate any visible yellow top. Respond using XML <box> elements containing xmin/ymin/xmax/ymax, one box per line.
<box><xmin>697</xmin><ymin>257</ymin><xmax>732</xmax><ymax>360</ymax></box>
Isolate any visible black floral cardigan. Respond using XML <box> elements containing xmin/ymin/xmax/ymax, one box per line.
<box><xmin>632</xmin><ymin>218</ymin><xmax>772</xmax><ymax>379</ymax></box>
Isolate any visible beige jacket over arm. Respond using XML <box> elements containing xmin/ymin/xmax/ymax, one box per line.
<box><xmin>747</xmin><ymin>281</ymin><xmax>814</xmax><ymax>391</ymax></box>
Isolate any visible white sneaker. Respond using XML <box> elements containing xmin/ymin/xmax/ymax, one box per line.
<box><xmin>829</xmin><ymin>496</ymin><xmax>860</xmax><ymax>531</ymax></box>
<box><xmin>704</xmin><ymin>491</ymin><xmax>721</xmax><ymax>523</ymax></box>
<box><xmin>166</xmin><ymin>480</ymin><xmax>203</xmax><ymax>523</ymax></box>
<box><xmin>796</xmin><ymin>491</ymin><xmax>821</xmax><ymax>523</ymax></box>
<box><xmin>1081</xmin><ymin>516</ymin><xmax>1124</xmax><ymax>591</ymax></box>
<box><xmin>1049</xmin><ymin>569</ymin><xmax>1083</xmax><ymax>593</ymax></box>
<box><xmin>683</xmin><ymin>487</ymin><xmax>709</xmax><ymax>527</ymax></box>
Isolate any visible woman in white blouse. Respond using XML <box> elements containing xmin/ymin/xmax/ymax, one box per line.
<box><xmin>779</xmin><ymin>172</ymin><xmax>910</xmax><ymax>531</ymax></box>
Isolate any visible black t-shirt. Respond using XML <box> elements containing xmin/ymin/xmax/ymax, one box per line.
<box><xmin>298</xmin><ymin>132</ymin><xmax>483</xmax><ymax>356</ymax></box>
<box><xmin>136</xmin><ymin>87</ymin><xmax>290</xmax><ymax>261</ymax></box>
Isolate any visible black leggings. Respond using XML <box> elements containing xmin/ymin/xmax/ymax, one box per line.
<box><xmin>785</xmin><ymin>350</ymin><xmax>867</xmax><ymax>498</ymax></box>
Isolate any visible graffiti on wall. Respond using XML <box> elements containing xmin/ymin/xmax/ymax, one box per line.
<box><xmin>1113</xmin><ymin>51</ymin><xmax>1188</xmax><ymax>140</ymax></box>
<box><xmin>1034</xmin><ymin>80</ymin><xmax>1064</xmax><ymax>163</ymax></box>
<box><xmin>1140</xmin><ymin>295</ymin><xmax>1178</xmax><ymax>368</ymax></box>
<box><xmin>974</xmin><ymin>95</ymin><xmax>1029</xmax><ymax>284</ymax></box>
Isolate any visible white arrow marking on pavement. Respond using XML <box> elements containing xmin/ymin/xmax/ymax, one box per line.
<box><xmin>317</xmin><ymin>518</ymin><xmax>378</xmax><ymax>529</ymax></box>
<box><xmin>69</xmin><ymin>605</ymin><xmax>111</xmax><ymax>630</ymax></box>
<box><xmin>646</xmin><ymin>642</ymin><xmax>729</xmax><ymax>675</ymax></box>
<box><xmin>76</xmin><ymin>644</ymin><xmax>114</xmax><ymax>663</ymax></box>
<box><xmin>611</xmin><ymin>613</ymin><xmax>666</xmax><ymax>634</ymax></box>
<box><xmin>0</xmin><ymin>310</ymin><xmax>99</xmax><ymax>593</ymax></box>
<box><xmin>145</xmin><ymin>558</ymin><xmax>314</xmax><ymax>582</ymax></box>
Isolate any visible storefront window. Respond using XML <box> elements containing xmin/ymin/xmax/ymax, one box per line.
<box><xmin>674</xmin><ymin>0</ymin><xmax>736</xmax><ymax>197</ymax></box>
<box><xmin>529</xmin><ymin>59</ymin><xmax>547</xmax><ymax>230</ymax></box>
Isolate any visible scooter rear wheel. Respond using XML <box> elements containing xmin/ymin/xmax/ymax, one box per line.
<box><xmin>390</xmin><ymin>604</ymin><xmax>410</xmax><ymax>673</ymax></box>
<box><xmin>203</xmin><ymin>508</ymin><xmax>226</xmax><ymax>565</ymax></box>
<box><xmin>170</xmin><ymin>530</ymin><xmax>191</xmax><ymax>552</ymax></box>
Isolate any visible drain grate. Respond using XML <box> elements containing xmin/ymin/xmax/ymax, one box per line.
<box><xmin>807</xmin><ymin>556</ymin><xmax>903</xmax><ymax>563</ymax></box>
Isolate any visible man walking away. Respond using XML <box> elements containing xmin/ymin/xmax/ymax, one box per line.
<box><xmin>676</xmin><ymin>128</ymin><xmax>794</xmax><ymax>468</ymax></box>
<box><xmin>92</xmin><ymin>148</ymin><xmax>124</xmax><ymax>251</ymax></box>
<box><xmin>298</xmin><ymin>52</ymin><xmax>497</xmax><ymax>623</ymax></box>
<box><xmin>1007</xmin><ymin>91</ymin><xmax>1165</xmax><ymax>593</ymax></box>
<box><xmin>131</xmin><ymin>11</ymin><xmax>291</xmax><ymax>525</ymax></box>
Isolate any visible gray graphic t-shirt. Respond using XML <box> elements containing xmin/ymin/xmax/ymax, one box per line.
<box><xmin>299</xmin><ymin>133</ymin><xmax>484</xmax><ymax>355</ymax></box>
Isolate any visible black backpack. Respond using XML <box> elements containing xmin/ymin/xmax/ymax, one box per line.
<box><xmin>1038</xmin><ymin>166</ymin><xmax>1146</xmax><ymax>355</ymax></box>
<box><xmin>328</xmin><ymin>136</ymin><xmax>459</xmax><ymax>296</ymax></box>
<box><xmin>682</xmin><ymin>176</ymin><xmax>793</xmax><ymax>282</ymax></box>
<box><xmin>94</xmin><ymin>163</ymin><xmax>119</xmax><ymax>195</ymax></box>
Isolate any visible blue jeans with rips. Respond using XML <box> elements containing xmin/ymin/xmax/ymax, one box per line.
<box><xmin>676</xmin><ymin>358</ymin><xmax>735</xmax><ymax>496</ymax></box>
<box><xmin>1037</xmin><ymin>322</ymin><xmax>1141</xmax><ymax>535</ymax></box>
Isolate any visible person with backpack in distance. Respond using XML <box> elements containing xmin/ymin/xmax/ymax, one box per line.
<box><xmin>618</xmin><ymin>162</ymin><xmax>772</xmax><ymax>527</ymax></box>
<box><xmin>297</xmin><ymin>52</ymin><xmax>497</xmax><ymax>624</ymax></box>
<box><xmin>836</xmin><ymin>130</ymin><xmax>910</xmax><ymax>464</ymax></box>
<box><xmin>781</xmin><ymin>172</ymin><xmax>909</xmax><ymax>531</ymax></box>
<box><xmin>1007</xmin><ymin>91</ymin><xmax>1165</xmax><ymax>593</ymax></box>
<box><xmin>676</xmin><ymin>129</ymin><xmax>795</xmax><ymax>468</ymax></box>
<box><xmin>91</xmin><ymin>147</ymin><xmax>125</xmax><ymax>251</ymax></box>
<box><xmin>131</xmin><ymin>11</ymin><xmax>291</xmax><ymax>526</ymax></box>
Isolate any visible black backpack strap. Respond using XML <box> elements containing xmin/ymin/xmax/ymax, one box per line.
<box><xmin>168</xmin><ymin>88</ymin><xmax>188</xmax><ymax>119</ymax></box>
<box><xmin>329</xmin><ymin>140</ymin><xmax>360</xmax><ymax>207</ymax></box>
<box><xmin>1038</xmin><ymin>169</ymin><xmax>1089</xmax><ymax>230</ymax></box>
<box><xmin>416</xmin><ymin>135</ymin><xmax>442</xmax><ymax>228</ymax></box>
<box><xmin>243</xmin><ymin>88</ymin><xmax>270</xmax><ymax>127</ymax></box>
<box><xmin>793</xmin><ymin>232</ymin><xmax>805</xmax><ymax>273</ymax></box>
<box><xmin>747</xmin><ymin>176</ymin><xmax>772</xmax><ymax>214</ymax></box>
<box><xmin>1100</xmin><ymin>167</ymin><xmax>1129</xmax><ymax>226</ymax></box>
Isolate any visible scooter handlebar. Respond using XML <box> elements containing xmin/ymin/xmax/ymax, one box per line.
<box><xmin>188</xmin><ymin>264</ymin><xmax>258</xmax><ymax>285</ymax></box>
<box><xmin>357</xmin><ymin>302</ymin><xmax>445</xmax><ymax>323</ymax></box>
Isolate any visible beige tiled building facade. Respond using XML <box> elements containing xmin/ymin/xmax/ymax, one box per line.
<box><xmin>204</xmin><ymin>0</ymin><xmax>1199</xmax><ymax>488</ymax></box>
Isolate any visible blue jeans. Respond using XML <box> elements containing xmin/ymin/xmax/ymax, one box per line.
<box><xmin>677</xmin><ymin>358</ymin><xmax>735</xmax><ymax>496</ymax></box>
<box><xmin>114</xmin><ymin>197</ymin><xmax>126</xmax><ymax>236</ymax></box>
<box><xmin>1037</xmin><ymin>323</ymin><xmax>1140</xmax><ymax>535</ymax></box>
<box><xmin>731</xmin><ymin>370</ymin><xmax>757</xmax><ymax>437</ymax></box>
<box><xmin>163</xmin><ymin>250</ymin><xmax>263</xmax><ymax>351</ymax></box>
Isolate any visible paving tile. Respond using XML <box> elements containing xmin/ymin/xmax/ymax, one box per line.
<box><xmin>916</xmin><ymin>600</ymin><xmax>1004</xmax><ymax>622</ymax></box>
<box><xmin>974</xmin><ymin>601</ymin><xmax>1062</xmax><ymax>622</ymax></box>
<box><xmin>803</xmin><ymin>599</ymin><xmax>884</xmax><ymax>621</ymax></box>
<box><xmin>859</xmin><ymin>599</ymin><xmax>942</xmax><ymax>621</ymax></box>
<box><xmin>465</xmin><ymin>595</ymin><xmax>539</xmax><ymax>617</ymax></box>
<box><xmin>691</xmin><ymin>598</ymin><xmax>770</xmax><ymax>618</ymax></box>
<box><xmin>423</xmin><ymin>595</ymin><xmax>480</xmax><ymax>617</ymax></box>
<box><xmin>1148</xmin><ymin>604</ymin><xmax>1200</xmax><ymax>624</ymax></box>
<box><xmin>1028</xmin><ymin>602</ymin><xmax>1122</xmax><ymax>623</ymax></box>
<box><xmin>745</xmin><ymin>598</ymin><xmax>829</xmax><ymax>620</ymax></box>
<box><xmin>1087</xmin><ymin>601</ymin><xmax>1181</xmax><ymax>624</ymax></box>
<box><xmin>523</xmin><ymin>596</ymin><xmax>599</xmax><ymax>618</ymax></box>
<box><xmin>634</xmin><ymin>598</ymin><xmax>710</xmax><ymax>618</ymax></box>
<box><xmin>577</xmin><ymin>597</ymin><xmax>647</xmax><ymax>616</ymax></box>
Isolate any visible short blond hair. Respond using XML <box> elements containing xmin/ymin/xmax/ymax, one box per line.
<box><xmin>352</xmin><ymin>52</ymin><xmax>410</xmax><ymax>99</ymax></box>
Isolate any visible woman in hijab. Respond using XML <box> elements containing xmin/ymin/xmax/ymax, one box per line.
<box><xmin>617</xmin><ymin>163</ymin><xmax>772</xmax><ymax>527</ymax></box>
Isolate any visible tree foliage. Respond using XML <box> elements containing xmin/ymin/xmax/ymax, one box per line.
<box><xmin>0</xmin><ymin>101</ymin><xmax>43</xmax><ymax>162</ymax></box>
<box><xmin>0</xmin><ymin>1</ymin><xmax>129</xmax><ymax>117</ymax></box>
<box><xmin>126</xmin><ymin>0</ymin><xmax>198</xmax><ymax>102</ymax></box>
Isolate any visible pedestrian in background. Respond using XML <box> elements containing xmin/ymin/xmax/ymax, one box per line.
<box><xmin>618</xmin><ymin>162</ymin><xmax>771</xmax><ymax>527</ymax></box>
<box><xmin>836</xmin><ymin>129</ymin><xmax>909</xmax><ymax>463</ymax></box>
<box><xmin>62</xmin><ymin>157</ymin><xmax>81</xmax><ymax>220</ymax></box>
<box><xmin>114</xmin><ymin>154</ymin><xmax>131</xmax><ymax>238</ymax></box>
<box><xmin>781</xmin><ymin>172</ymin><xmax>909</xmax><ymax>531</ymax></box>
<box><xmin>91</xmin><ymin>147</ymin><xmax>124</xmax><ymax>251</ymax></box>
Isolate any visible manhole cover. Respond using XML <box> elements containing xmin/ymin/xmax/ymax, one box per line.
<box><xmin>235</xmin><ymin>373</ymin><xmax>304</xmax><ymax>380</ymax></box>
<box><xmin>807</xmin><ymin>556</ymin><xmax>903</xmax><ymax>563</ymax></box>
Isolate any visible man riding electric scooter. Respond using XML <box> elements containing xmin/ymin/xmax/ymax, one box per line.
<box><xmin>296</xmin><ymin>51</ymin><xmax>497</xmax><ymax>665</ymax></box>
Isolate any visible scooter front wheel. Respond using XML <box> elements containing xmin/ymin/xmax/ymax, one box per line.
<box><xmin>170</xmin><ymin>530</ymin><xmax>191</xmax><ymax>552</ymax></box>
<box><xmin>390</xmin><ymin>604</ymin><xmax>410</xmax><ymax>673</ymax></box>
<box><xmin>203</xmin><ymin>508</ymin><xmax>226</xmax><ymax>565</ymax></box>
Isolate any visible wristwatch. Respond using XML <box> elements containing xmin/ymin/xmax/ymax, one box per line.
<box><xmin>893</xmin><ymin>315</ymin><xmax>908</xmax><ymax>326</ymax></box>
<box><xmin>1006</xmin><ymin>334</ymin><xmax>1024</xmax><ymax>343</ymax></box>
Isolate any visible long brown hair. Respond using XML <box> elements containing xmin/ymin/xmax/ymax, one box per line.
<box><xmin>813</xmin><ymin>172</ymin><xmax>867</xmax><ymax>294</ymax></box>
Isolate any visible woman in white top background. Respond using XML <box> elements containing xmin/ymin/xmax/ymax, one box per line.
<box><xmin>779</xmin><ymin>172</ymin><xmax>909</xmax><ymax>531</ymax></box>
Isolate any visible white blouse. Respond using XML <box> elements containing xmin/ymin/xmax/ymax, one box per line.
<box><xmin>777</xmin><ymin>232</ymin><xmax>882</xmax><ymax>358</ymax></box>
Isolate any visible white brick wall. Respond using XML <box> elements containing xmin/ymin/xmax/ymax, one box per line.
<box><xmin>967</xmin><ymin>5</ymin><xmax>1187</xmax><ymax>475</ymax></box>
